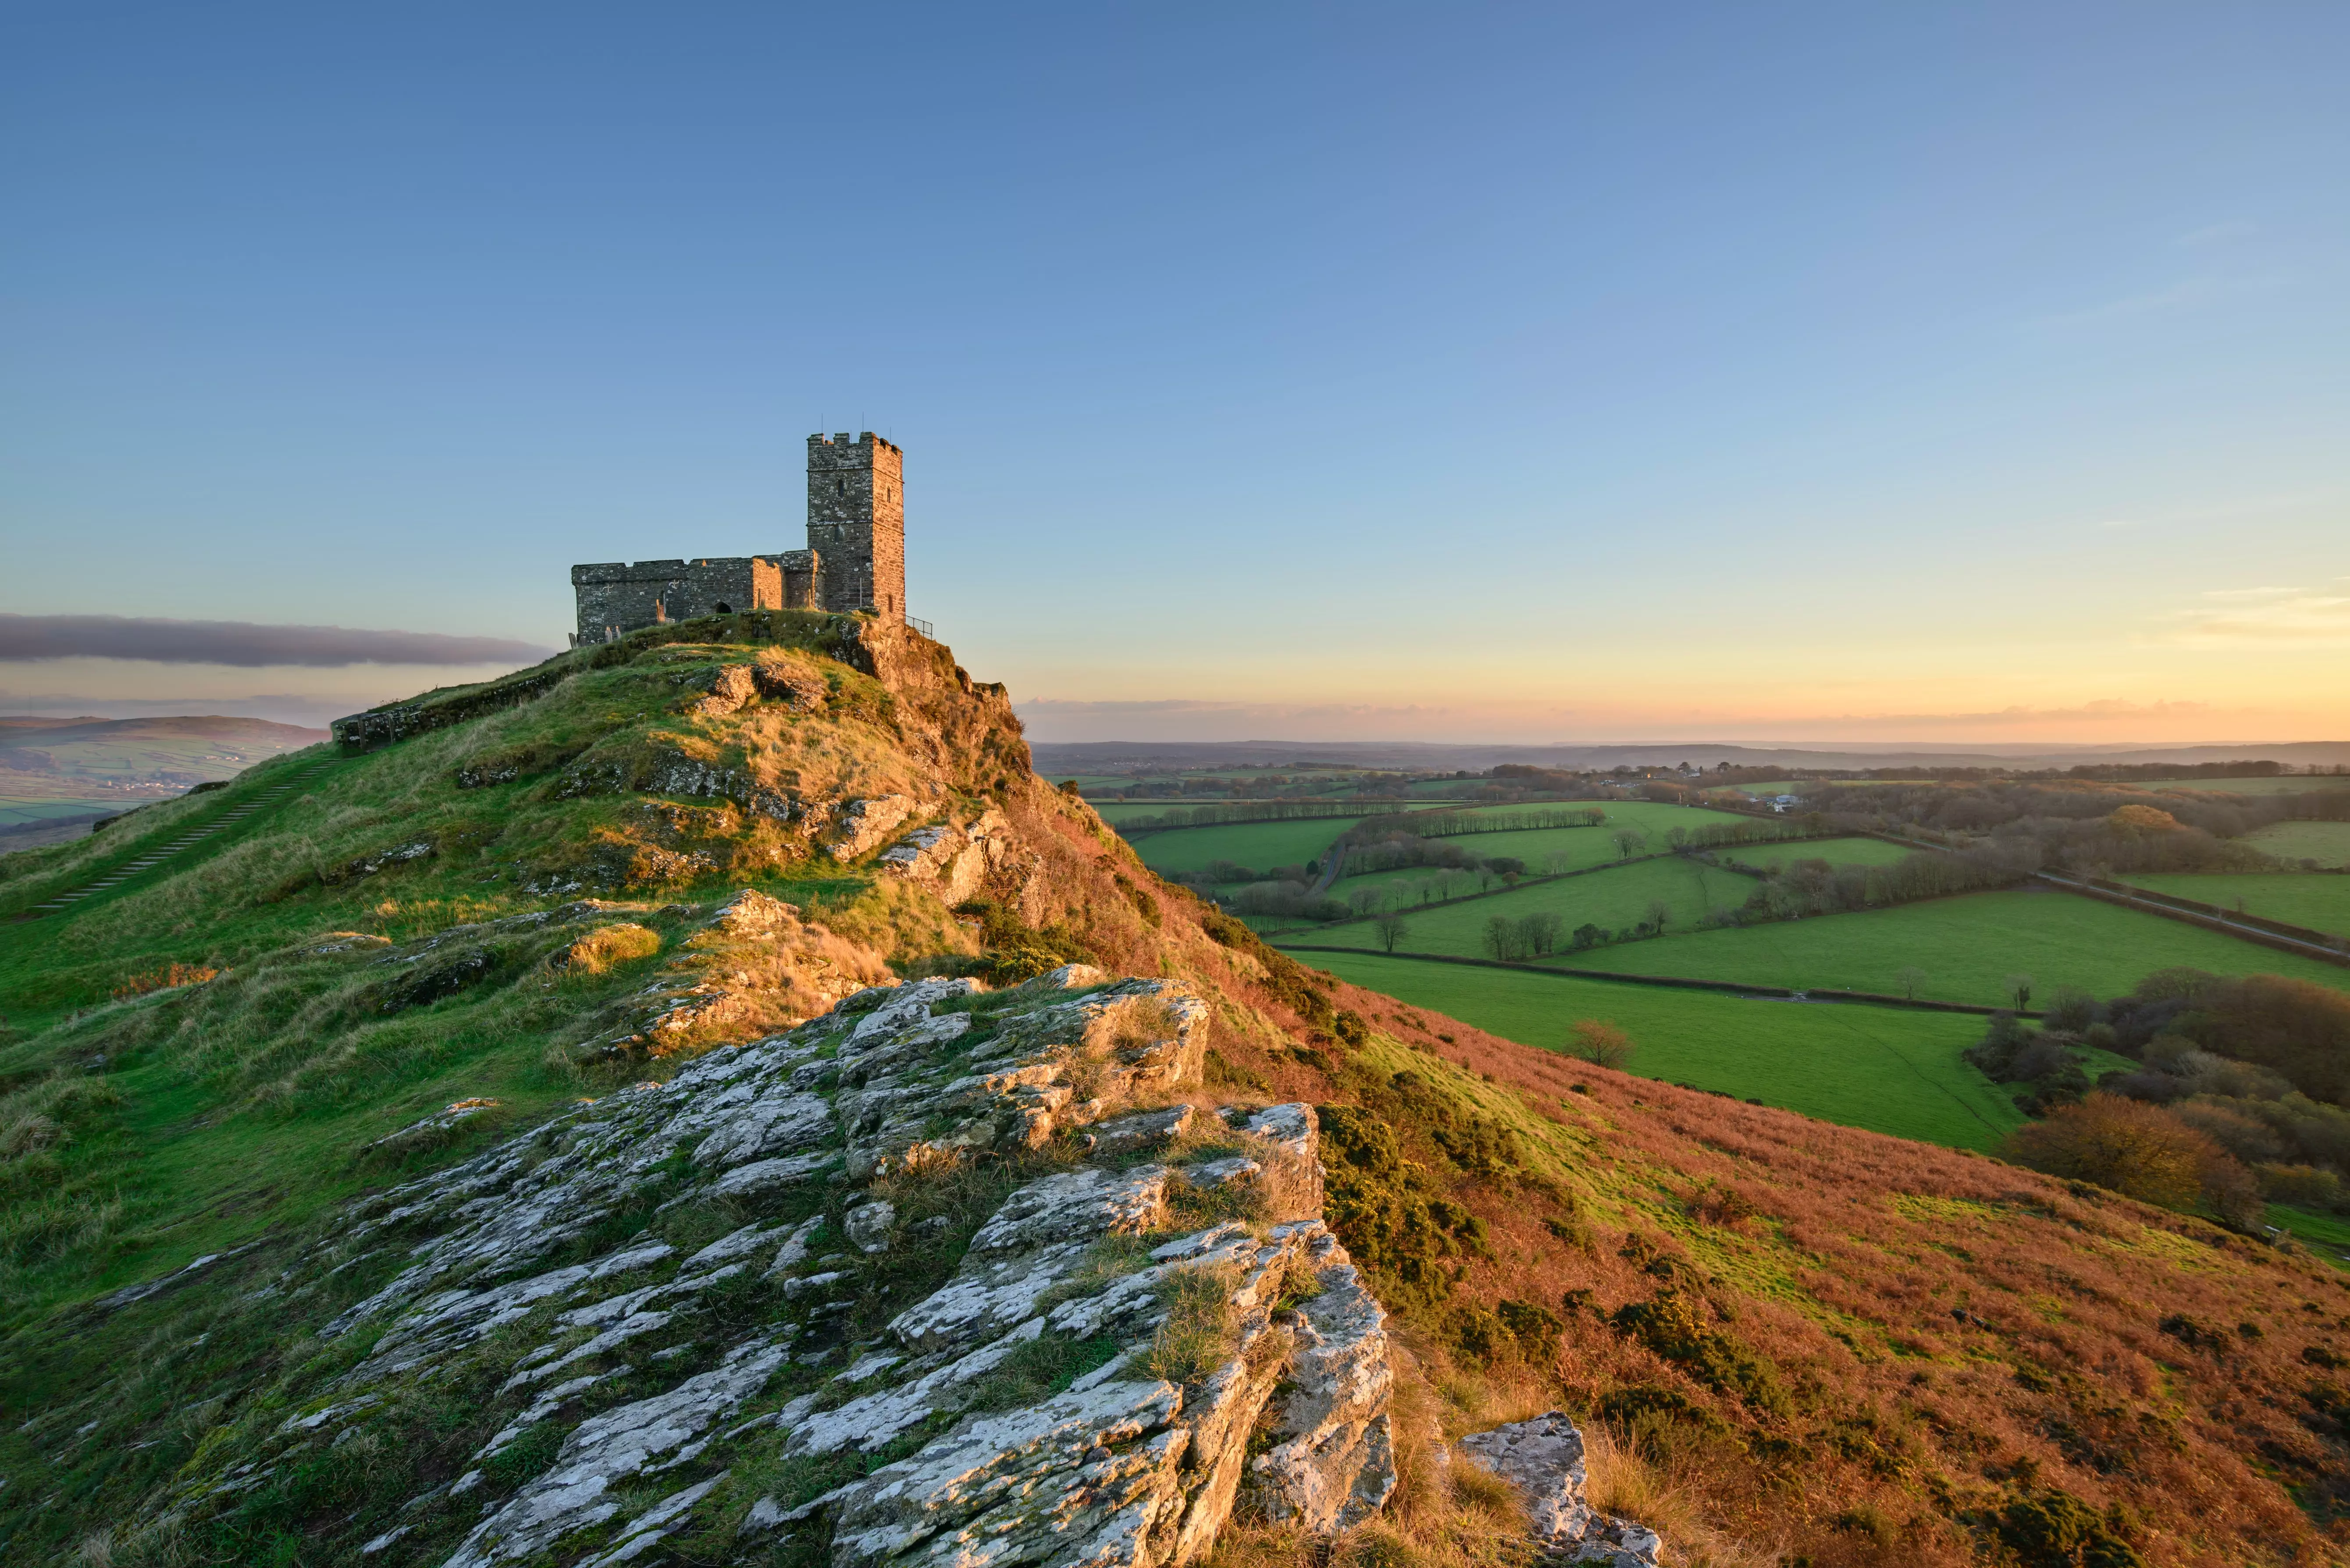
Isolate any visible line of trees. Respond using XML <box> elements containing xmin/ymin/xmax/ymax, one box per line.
<box><xmin>1116</xmin><ymin>799</ymin><xmax>1385</xmax><ymax>830</ymax></box>
<box><xmin>1338</xmin><ymin>805</ymin><xmax>1607</xmax><ymax>844</ymax></box>
<box><xmin>1724</xmin><ymin>843</ymin><xmax>2037</xmax><ymax>921</ymax></box>
<box><xmin>1773</xmin><ymin>778</ymin><xmax>2350</xmax><ymax>873</ymax></box>
<box><xmin>1482</xmin><ymin>911</ymin><xmax>1569</xmax><ymax>960</ymax></box>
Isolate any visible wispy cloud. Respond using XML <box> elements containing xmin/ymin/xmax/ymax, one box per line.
<box><xmin>2174</xmin><ymin>220</ymin><xmax>2257</xmax><ymax>250</ymax></box>
<box><xmin>1780</xmin><ymin>699</ymin><xmax>2214</xmax><ymax>729</ymax></box>
<box><xmin>2037</xmin><ymin>273</ymin><xmax>2276</xmax><ymax>327</ymax></box>
<box><xmin>0</xmin><ymin>615</ymin><xmax>553</xmax><ymax>668</ymax></box>
<box><xmin>2094</xmin><ymin>489</ymin><xmax>2339</xmax><ymax>531</ymax></box>
<box><xmin>2165</xmin><ymin>580</ymin><xmax>2350</xmax><ymax>647</ymax></box>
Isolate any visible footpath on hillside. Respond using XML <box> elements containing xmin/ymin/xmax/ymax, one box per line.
<box><xmin>16</xmin><ymin>760</ymin><xmax>334</xmax><ymax>921</ymax></box>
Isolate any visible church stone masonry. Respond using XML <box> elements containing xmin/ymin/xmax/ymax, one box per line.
<box><xmin>570</xmin><ymin>432</ymin><xmax>909</xmax><ymax>646</ymax></box>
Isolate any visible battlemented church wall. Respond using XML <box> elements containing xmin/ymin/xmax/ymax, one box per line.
<box><xmin>570</xmin><ymin>557</ymin><xmax>786</xmax><ymax>646</ymax></box>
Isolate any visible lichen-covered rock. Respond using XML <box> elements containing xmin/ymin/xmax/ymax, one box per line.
<box><xmin>1246</xmin><ymin>1227</ymin><xmax>1395</xmax><ymax>1531</ymax></box>
<box><xmin>830</xmin><ymin>794</ymin><xmax>920</xmax><ymax>860</ymax></box>
<box><xmin>687</xmin><ymin>662</ymin><xmax>761</xmax><ymax>718</ymax></box>
<box><xmin>151</xmin><ymin>972</ymin><xmax>1396</xmax><ymax>1568</ymax></box>
<box><xmin>877</xmin><ymin>809</ymin><xmax>1017</xmax><ymax>904</ymax></box>
<box><xmin>1456</xmin><ymin>1412</ymin><xmax>1662</xmax><ymax>1567</ymax></box>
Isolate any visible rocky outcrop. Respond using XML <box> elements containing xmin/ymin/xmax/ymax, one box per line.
<box><xmin>563</xmin><ymin>889</ymin><xmax>892</xmax><ymax>1060</ymax></box>
<box><xmin>876</xmin><ymin>809</ymin><xmax>1019</xmax><ymax>904</ymax></box>
<box><xmin>829</xmin><ymin>795</ymin><xmax>921</xmax><ymax>860</ymax></box>
<box><xmin>1456</xmin><ymin>1413</ymin><xmax>1662</xmax><ymax>1568</ymax></box>
<box><xmin>168</xmin><ymin>967</ymin><xmax>1397</xmax><ymax>1568</ymax></box>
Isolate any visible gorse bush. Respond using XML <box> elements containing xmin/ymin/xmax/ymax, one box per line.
<box><xmin>1316</xmin><ymin>1105</ymin><xmax>1489</xmax><ymax>1310</ymax></box>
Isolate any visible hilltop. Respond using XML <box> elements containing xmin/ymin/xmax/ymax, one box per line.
<box><xmin>2</xmin><ymin>612</ymin><xmax>2347</xmax><ymax>1567</ymax></box>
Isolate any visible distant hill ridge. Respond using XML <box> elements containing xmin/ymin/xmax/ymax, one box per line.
<box><xmin>1033</xmin><ymin>737</ymin><xmax>2350</xmax><ymax>773</ymax></box>
<box><xmin>0</xmin><ymin>713</ymin><xmax>328</xmax><ymax>749</ymax></box>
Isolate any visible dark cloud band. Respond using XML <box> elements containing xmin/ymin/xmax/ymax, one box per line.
<box><xmin>0</xmin><ymin>615</ymin><xmax>553</xmax><ymax>668</ymax></box>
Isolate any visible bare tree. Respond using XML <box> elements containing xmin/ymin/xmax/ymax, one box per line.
<box><xmin>1374</xmin><ymin>912</ymin><xmax>1409</xmax><ymax>953</ymax></box>
<box><xmin>1613</xmin><ymin>828</ymin><xmax>1646</xmax><ymax>860</ymax></box>
<box><xmin>1895</xmin><ymin>966</ymin><xmax>1928</xmax><ymax>1001</ymax></box>
<box><xmin>1568</xmin><ymin>1019</ymin><xmax>1635</xmax><ymax>1069</ymax></box>
<box><xmin>1483</xmin><ymin>914</ymin><xmax>1518</xmax><ymax>961</ymax></box>
<box><xmin>2005</xmin><ymin>972</ymin><xmax>2035</xmax><ymax>1011</ymax></box>
<box><xmin>1645</xmin><ymin>900</ymin><xmax>1673</xmax><ymax>934</ymax></box>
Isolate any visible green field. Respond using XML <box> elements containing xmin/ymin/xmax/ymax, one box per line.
<box><xmin>1130</xmin><ymin>816</ymin><xmax>1370</xmax><ymax>873</ymax></box>
<box><xmin>2122</xmin><ymin>871</ymin><xmax>2350</xmax><ymax>939</ymax></box>
<box><xmin>2247</xmin><ymin>821</ymin><xmax>2350</xmax><ymax>868</ymax></box>
<box><xmin>2146</xmin><ymin>776</ymin><xmax>2350</xmax><ymax>796</ymax></box>
<box><xmin>1539</xmin><ymin>887</ymin><xmax>2350</xmax><ymax>1006</ymax></box>
<box><xmin>1324</xmin><ymin>804</ymin><xmax>1841</xmax><ymax>901</ymax></box>
<box><xmin>1303</xmin><ymin>950</ymin><xmax>2024</xmax><ymax>1149</ymax></box>
<box><xmin>1131</xmin><ymin>798</ymin><xmax>1745</xmax><ymax>878</ymax></box>
<box><xmin>2268</xmin><ymin>1205</ymin><xmax>2350</xmax><ymax>1268</ymax></box>
<box><xmin>1720</xmin><ymin>835</ymin><xmax>1917</xmax><ymax>872</ymax></box>
<box><xmin>1332</xmin><ymin>825</ymin><xmax>1631</xmax><ymax>900</ymax></box>
<box><xmin>1089</xmin><ymin>799</ymin><xmax>1202</xmax><ymax>822</ymax></box>
<box><xmin>1311</xmin><ymin>855</ymin><xmax>1758</xmax><ymax>951</ymax></box>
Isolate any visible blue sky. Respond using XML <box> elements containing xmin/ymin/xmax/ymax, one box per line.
<box><xmin>3</xmin><ymin>2</ymin><xmax>2346</xmax><ymax>740</ymax></box>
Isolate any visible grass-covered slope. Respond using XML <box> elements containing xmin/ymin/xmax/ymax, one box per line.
<box><xmin>0</xmin><ymin>612</ymin><xmax>1035</xmax><ymax>1321</ymax></box>
<box><xmin>4</xmin><ymin>616</ymin><xmax>2349</xmax><ymax>1566</ymax></box>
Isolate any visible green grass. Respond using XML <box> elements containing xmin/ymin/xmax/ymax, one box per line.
<box><xmin>1310</xmin><ymin>856</ymin><xmax>1758</xmax><ymax>953</ymax></box>
<box><xmin>1722</xmin><ymin>836</ymin><xmax>1918</xmax><ymax>872</ymax></box>
<box><xmin>2121</xmin><ymin>871</ymin><xmax>2350</xmax><ymax>938</ymax></box>
<box><xmin>2246</xmin><ymin>821</ymin><xmax>2350</xmax><ymax>868</ymax></box>
<box><xmin>1303</xmin><ymin>950</ymin><xmax>2025</xmax><ymax>1150</ymax></box>
<box><xmin>0</xmin><ymin>622</ymin><xmax>957</xmax><ymax>1330</ymax></box>
<box><xmin>1540</xmin><ymin>888</ymin><xmax>2350</xmax><ymax>1006</ymax></box>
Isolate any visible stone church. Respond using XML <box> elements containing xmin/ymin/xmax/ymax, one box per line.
<box><xmin>570</xmin><ymin>432</ymin><xmax>909</xmax><ymax>646</ymax></box>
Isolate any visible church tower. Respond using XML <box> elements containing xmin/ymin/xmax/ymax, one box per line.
<box><xmin>806</xmin><ymin>432</ymin><xmax>905</xmax><ymax>618</ymax></box>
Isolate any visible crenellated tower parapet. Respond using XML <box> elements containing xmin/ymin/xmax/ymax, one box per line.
<box><xmin>806</xmin><ymin>432</ymin><xmax>905</xmax><ymax>618</ymax></box>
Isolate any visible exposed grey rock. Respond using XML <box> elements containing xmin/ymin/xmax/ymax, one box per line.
<box><xmin>876</xmin><ymin>809</ymin><xmax>1016</xmax><ymax>904</ymax></box>
<box><xmin>162</xmin><ymin>968</ymin><xmax>1396</xmax><ymax>1568</ymax></box>
<box><xmin>829</xmin><ymin>795</ymin><xmax>920</xmax><ymax>860</ymax></box>
<box><xmin>845</xmin><ymin>1198</ymin><xmax>897</xmax><ymax>1254</ymax></box>
<box><xmin>1457</xmin><ymin>1412</ymin><xmax>1661</xmax><ymax>1568</ymax></box>
<box><xmin>1085</xmin><ymin>1103</ymin><xmax>1196</xmax><ymax>1156</ymax></box>
<box><xmin>442</xmin><ymin>1339</ymin><xmax>787</xmax><ymax>1567</ymax></box>
<box><xmin>1248</xmin><ymin>1227</ymin><xmax>1395</xmax><ymax>1532</ymax></box>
